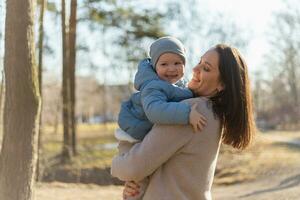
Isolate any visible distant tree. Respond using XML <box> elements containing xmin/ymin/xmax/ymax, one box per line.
<box><xmin>69</xmin><ymin>0</ymin><xmax>78</xmax><ymax>156</ymax></box>
<box><xmin>61</xmin><ymin>0</ymin><xmax>78</xmax><ymax>161</ymax></box>
<box><xmin>0</xmin><ymin>0</ymin><xmax>41</xmax><ymax>199</ymax></box>
<box><xmin>266</xmin><ymin>1</ymin><xmax>300</xmax><ymax>126</ymax></box>
<box><xmin>38</xmin><ymin>0</ymin><xmax>46</xmax><ymax>94</ymax></box>
<box><xmin>40</xmin><ymin>77</ymin><xmax>62</xmax><ymax>135</ymax></box>
<box><xmin>163</xmin><ymin>0</ymin><xmax>249</xmax><ymax>76</ymax></box>
<box><xmin>36</xmin><ymin>0</ymin><xmax>47</xmax><ymax>181</ymax></box>
<box><xmin>204</xmin><ymin>13</ymin><xmax>249</xmax><ymax>50</ymax></box>
<box><xmin>82</xmin><ymin>0</ymin><xmax>165</xmax><ymax>123</ymax></box>
<box><xmin>164</xmin><ymin>0</ymin><xmax>204</xmax><ymax>73</ymax></box>
<box><xmin>61</xmin><ymin>0</ymin><xmax>72</xmax><ymax>162</ymax></box>
<box><xmin>85</xmin><ymin>0</ymin><xmax>165</xmax><ymax>85</ymax></box>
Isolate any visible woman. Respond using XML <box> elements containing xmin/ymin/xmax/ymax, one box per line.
<box><xmin>111</xmin><ymin>44</ymin><xmax>256</xmax><ymax>200</ymax></box>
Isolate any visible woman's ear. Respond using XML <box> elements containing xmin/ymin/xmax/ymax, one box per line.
<box><xmin>217</xmin><ymin>82</ymin><xmax>225</xmax><ymax>92</ymax></box>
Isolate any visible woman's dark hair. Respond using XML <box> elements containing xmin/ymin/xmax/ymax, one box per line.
<box><xmin>210</xmin><ymin>44</ymin><xmax>255</xmax><ymax>150</ymax></box>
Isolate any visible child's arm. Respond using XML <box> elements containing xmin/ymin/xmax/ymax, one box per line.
<box><xmin>170</xmin><ymin>85</ymin><xmax>194</xmax><ymax>102</ymax></box>
<box><xmin>134</xmin><ymin>58</ymin><xmax>159</xmax><ymax>91</ymax></box>
<box><xmin>172</xmin><ymin>87</ymin><xmax>207</xmax><ymax>132</ymax></box>
<box><xmin>118</xmin><ymin>97</ymin><xmax>153</xmax><ymax>141</ymax></box>
<box><xmin>141</xmin><ymin>81</ymin><xmax>206</xmax><ymax>131</ymax></box>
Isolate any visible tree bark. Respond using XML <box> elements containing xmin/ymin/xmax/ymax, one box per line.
<box><xmin>61</xmin><ymin>0</ymin><xmax>71</xmax><ymax>162</ymax></box>
<box><xmin>69</xmin><ymin>0</ymin><xmax>77</xmax><ymax>156</ymax></box>
<box><xmin>0</xmin><ymin>71</ymin><xmax>4</xmax><ymax>132</ymax></box>
<box><xmin>0</xmin><ymin>0</ymin><xmax>41</xmax><ymax>199</ymax></box>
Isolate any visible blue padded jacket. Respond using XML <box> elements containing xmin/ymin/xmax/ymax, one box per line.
<box><xmin>118</xmin><ymin>58</ymin><xmax>193</xmax><ymax>140</ymax></box>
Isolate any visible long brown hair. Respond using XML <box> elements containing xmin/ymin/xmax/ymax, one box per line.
<box><xmin>210</xmin><ymin>44</ymin><xmax>255</xmax><ymax>150</ymax></box>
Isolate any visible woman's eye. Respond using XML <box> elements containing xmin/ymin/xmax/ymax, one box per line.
<box><xmin>203</xmin><ymin>66</ymin><xmax>210</xmax><ymax>72</ymax></box>
<box><xmin>175</xmin><ymin>62</ymin><xmax>181</xmax><ymax>65</ymax></box>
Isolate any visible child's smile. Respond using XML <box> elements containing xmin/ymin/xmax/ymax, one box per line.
<box><xmin>155</xmin><ymin>53</ymin><xmax>185</xmax><ymax>84</ymax></box>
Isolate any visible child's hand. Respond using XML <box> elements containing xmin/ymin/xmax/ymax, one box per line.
<box><xmin>189</xmin><ymin>104</ymin><xmax>207</xmax><ymax>133</ymax></box>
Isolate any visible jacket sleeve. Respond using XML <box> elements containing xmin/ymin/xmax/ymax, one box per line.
<box><xmin>111</xmin><ymin>124</ymin><xmax>193</xmax><ymax>182</ymax></box>
<box><xmin>134</xmin><ymin>58</ymin><xmax>159</xmax><ymax>91</ymax></box>
<box><xmin>141</xmin><ymin>81</ymin><xmax>191</xmax><ymax>125</ymax></box>
<box><xmin>170</xmin><ymin>85</ymin><xmax>194</xmax><ymax>102</ymax></box>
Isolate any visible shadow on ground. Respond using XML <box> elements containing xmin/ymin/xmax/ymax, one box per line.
<box><xmin>42</xmin><ymin>166</ymin><xmax>123</xmax><ymax>185</ymax></box>
<box><xmin>41</xmin><ymin>155</ymin><xmax>123</xmax><ymax>185</ymax></box>
<box><xmin>273</xmin><ymin>141</ymin><xmax>300</xmax><ymax>150</ymax></box>
<box><xmin>240</xmin><ymin>174</ymin><xmax>300</xmax><ymax>198</ymax></box>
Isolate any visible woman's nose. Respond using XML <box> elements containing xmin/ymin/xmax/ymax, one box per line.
<box><xmin>193</xmin><ymin>64</ymin><xmax>201</xmax><ymax>72</ymax></box>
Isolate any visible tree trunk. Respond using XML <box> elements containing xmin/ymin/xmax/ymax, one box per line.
<box><xmin>69</xmin><ymin>0</ymin><xmax>77</xmax><ymax>156</ymax></box>
<box><xmin>0</xmin><ymin>71</ymin><xmax>4</xmax><ymax>132</ymax></box>
<box><xmin>61</xmin><ymin>0</ymin><xmax>71</xmax><ymax>162</ymax></box>
<box><xmin>286</xmin><ymin>47</ymin><xmax>299</xmax><ymax>124</ymax></box>
<box><xmin>0</xmin><ymin>0</ymin><xmax>41</xmax><ymax>199</ymax></box>
<box><xmin>53</xmin><ymin>99</ymin><xmax>60</xmax><ymax>135</ymax></box>
<box><xmin>36</xmin><ymin>0</ymin><xmax>47</xmax><ymax>181</ymax></box>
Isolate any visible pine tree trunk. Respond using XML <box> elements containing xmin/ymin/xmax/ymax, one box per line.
<box><xmin>61</xmin><ymin>0</ymin><xmax>71</xmax><ymax>162</ymax></box>
<box><xmin>69</xmin><ymin>0</ymin><xmax>77</xmax><ymax>156</ymax></box>
<box><xmin>0</xmin><ymin>0</ymin><xmax>41</xmax><ymax>199</ymax></box>
<box><xmin>36</xmin><ymin>0</ymin><xmax>47</xmax><ymax>181</ymax></box>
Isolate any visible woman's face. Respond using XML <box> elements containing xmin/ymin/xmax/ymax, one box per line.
<box><xmin>188</xmin><ymin>49</ymin><xmax>223</xmax><ymax>97</ymax></box>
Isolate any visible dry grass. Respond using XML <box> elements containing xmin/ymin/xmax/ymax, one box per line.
<box><xmin>42</xmin><ymin>123</ymin><xmax>118</xmax><ymax>140</ymax></box>
<box><xmin>40</xmin><ymin>124</ymin><xmax>300</xmax><ymax>186</ymax></box>
<box><xmin>214</xmin><ymin>131</ymin><xmax>300</xmax><ymax>185</ymax></box>
<box><xmin>40</xmin><ymin>123</ymin><xmax>121</xmax><ymax>185</ymax></box>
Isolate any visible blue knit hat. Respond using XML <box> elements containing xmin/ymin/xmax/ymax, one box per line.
<box><xmin>149</xmin><ymin>36</ymin><xmax>186</xmax><ymax>69</ymax></box>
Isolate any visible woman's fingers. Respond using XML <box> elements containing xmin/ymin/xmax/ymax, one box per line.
<box><xmin>125</xmin><ymin>181</ymin><xmax>140</xmax><ymax>190</ymax></box>
<box><xmin>124</xmin><ymin>186</ymin><xmax>136</xmax><ymax>195</ymax></box>
<box><xmin>123</xmin><ymin>188</ymin><xmax>137</xmax><ymax>199</ymax></box>
<box><xmin>123</xmin><ymin>181</ymin><xmax>140</xmax><ymax>199</ymax></box>
<box><xmin>123</xmin><ymin>190</ymin><xmax>128</xmax><ymax>200</ymax></box>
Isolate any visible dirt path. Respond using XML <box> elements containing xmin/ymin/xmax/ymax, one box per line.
<box><xmin>35</xmin><ymin>170</ymin><xmax>300</xmax><ymax>200</ymax></box>
<box><xmin>35</xmin><ymin>183</ymin><xmax>123</xmax><ymax>200</ymax></box>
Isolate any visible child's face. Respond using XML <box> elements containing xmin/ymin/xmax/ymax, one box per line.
<box><xmin>155</xmin><ymin>53</ymin><xmax>185</xmax><ymax>84</ymax></box>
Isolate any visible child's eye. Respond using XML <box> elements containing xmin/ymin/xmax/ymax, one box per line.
<box><xmin>161</xmin><ymin>63</ymin><xmax>167</xmax><ymax>66</ymax></box>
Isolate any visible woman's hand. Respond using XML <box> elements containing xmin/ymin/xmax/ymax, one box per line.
<box><xmin>189</xmin><ymin>104</ymin><xmax>207</xmax><ymax>132</ymax></box>
<box><xmin>123</xmin><ymin>181</ymin><xmax>140</xmax><ymax>199</ymax></box>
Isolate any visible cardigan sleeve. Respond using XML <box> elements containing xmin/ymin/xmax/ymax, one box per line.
<box><xmin>111</xmin><ymin>124</ymin><xmax>193</xmax><ymax>182</ymax></box>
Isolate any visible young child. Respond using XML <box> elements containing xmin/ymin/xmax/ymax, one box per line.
<box><xmin>114</xmin><ymin>36</ymin><xmax>206</xmax><ymax>199</ymax></box>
